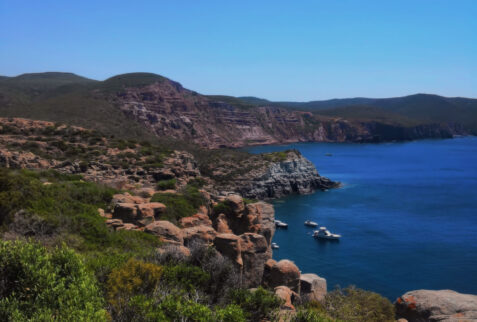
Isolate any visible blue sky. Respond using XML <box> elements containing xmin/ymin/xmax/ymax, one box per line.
<box><xmin>1</xmin><ymin>0</ymin><xmax>476</xmax><ymax>100</ymax></box>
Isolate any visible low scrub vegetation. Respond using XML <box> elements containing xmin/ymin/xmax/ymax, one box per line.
<box><xmin>0</xmin><ymin>167</ymin><xmax>395</xmax><ymax>321</ymax></box>
<box><xmin>151</xmin><ymin>183</ymin><xmax>206</xmax><ymax>223</ymax></box>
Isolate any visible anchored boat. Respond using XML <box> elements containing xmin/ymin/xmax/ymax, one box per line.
<box><xmin>274</xmin><ymin>220</ymin><xmax>288</xmax><ymax>228</ymax></box>
<box><xmin>304</xmin><ymin>220</ymin><xmax>318</xmax><ymax>227</ymax></box>
<box><xmin>313</xmin><ymin>227</ymin><xmax>341</xmax><ymax>240</ymax></box>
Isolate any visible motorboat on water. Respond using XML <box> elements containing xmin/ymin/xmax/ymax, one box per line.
<box><xmin>274</xmin><ymin>220</ymin><xmax>288</xmax><ymax>228</ymax></box>
<box><xmin>304</xmin><ymin>220</ymin><xmax>318</xmax><ymax>227</ymax></box>
<box><xmin>313</xmin><ymin>227</ymin><xmax>341</xmax><ymax>240</ymax></box>
<box><xmin>271</xmin><ymin>242</ymin><xmax>279</xmax><ymax>249</ymax></box>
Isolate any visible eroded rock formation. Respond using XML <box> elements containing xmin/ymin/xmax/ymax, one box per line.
<box><xmin>395</xmin><ymin>289</ymin><xmax>477</xmax><ymax>322</ymax></box>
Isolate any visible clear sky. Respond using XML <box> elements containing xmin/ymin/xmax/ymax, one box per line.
<box><xmin>1</xmin><ymin>0</ymin><xmax>476</xmax><ymax>101</ymax></box>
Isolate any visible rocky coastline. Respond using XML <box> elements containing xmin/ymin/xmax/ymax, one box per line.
<box><xmin>1</xmin><ymin>117</ymin><xmax>476</xmax><ymax>321</ymax></box>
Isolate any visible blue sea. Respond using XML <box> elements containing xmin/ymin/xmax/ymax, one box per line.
<box><xmin>247</xmin><ymin>137</ymin><xmax>477</xmax><ymax>300</ymax></box>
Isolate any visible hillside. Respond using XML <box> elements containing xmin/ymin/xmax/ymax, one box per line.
<box><xmin>1</xmin><ymin>72</ymin><xmax>474</xmax><ymax>149</ymax></box>
<box><xmin>239</xmin><ymin>94</ymin><xmax>477</xmax><ymax>132</ymax></box>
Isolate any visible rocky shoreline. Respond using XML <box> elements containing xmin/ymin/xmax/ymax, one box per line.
<box><xmin>1</xmin><ymin>117</ymin><xmax>476</xmax><ymax>321</ymax></box>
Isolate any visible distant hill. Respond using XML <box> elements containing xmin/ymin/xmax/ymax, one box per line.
<box><xmin>0</xmin><ymin>72</ymin><xmax>475</xmax><ymax>147</ymax></box>
<box><xmin>239</xmin><ymin>94</ymin><xmax>477</xmax><ymax>131</ymax></box>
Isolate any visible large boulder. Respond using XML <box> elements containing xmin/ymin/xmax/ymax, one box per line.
<box><xmin>113</xmin><ymin>203</ymin><xmax>137</xmax><ymax>222</ymax></box>
<box><xmin>275</xmin><ymin>286</ymin><xmax>300</xmax><ymax>311</ymax></box>
<box><xmin>226</xmin><ymin>194</ymin><xmax>245</xmax><ymax>213</ymax></box>
<box><xmin>300</xmin><ymin>273</ymin><xmax>327</xmax><ymax>302</ymax></box>
<box><xmin>213</xmin><ymin>233</ymin><xmax>243</xmax><ymax>266</ymax></box>
<box><xmin>111</xmin><ymin>192</ymin><xmax>145</xmax><ymax>205</ymax></box>
<box><xmin>264</xmin><ymin>259</ymin><xmax>301</xmax><ymax>293</ymax></box>
<box><xmin>137</xmin><ymin>202</ymin><xmax>166</xmax><ymax>225</ymax></box>
<box><xmin>179</xmin><ymin>213</ymin><xmax>212</xmax><ymax>228</ymax></box>
<box><xmin>144</xmin><ymin>221</ymin><xmax>183</xmax><ymax>244</ymax></box>
<box><xmin>182</xmin><ymin>225</ymin><xmax>217</xmax><ymax>246</ymax></box>
<box><xmin>240</xmin><ymin>233</ymin><xmax>270</xmax><ymax>287</ymax></box>
<box><xmin>249</xmin><ymin>202</ymin><xmax>275</xmax><ymax>246</ymax></box>
<box><xmin>114</xmin><ymin>202</ymin><xmax>166</xmax><ymax>226</ymax></box>
<box><xmin>395</xmin><ymin>289</ymin><xmax>477</xmax><ymax>322</ymax></box>
<box><xmin>215</xmin><ymin>213</ymin><xmax>233</xmax><ymax>233</ymax></box>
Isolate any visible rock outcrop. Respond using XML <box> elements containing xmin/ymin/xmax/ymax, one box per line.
<box><xmin>229</xmin><ymin>150</ymin><xmax>339</xmax><ymax>199</ymax></box>
<box><xmin>395</xmin><ymin>289</ymin><xmax>477</xmax><ymax>322</ymax></box>
<box><xmin>263</xmin><ymin>259</ymin><xmax>301</xmax><ymax>293</ymax></box>
<box><xmin>300</xmin><ymin>273</ymin><xmax>327</xmax><ymax>302</ymax></box>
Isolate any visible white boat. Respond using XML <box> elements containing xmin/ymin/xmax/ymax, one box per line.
<box><xmin>271</xmin><ymin>242</ymin><xmax>279</xmax><ymax>249</ymax></box>
<box><xmin>275</xmin><ymin>220</ymin><xmax>288</xmax><ymax>228</ymax></box>
<box><xmin>304</xmin><ymin>220</ymin><xmax>318</xmax><ymax>227</ymax></box>
<box><xmin>313</xmin><ymin>227</ymin><xmax>341</xmax><ymax>240</ymax></box>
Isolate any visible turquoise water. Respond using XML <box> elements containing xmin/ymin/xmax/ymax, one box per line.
<box><xmin>247</xmin><ymin>137</ymin><xmax>477</xmax><ymax>300</ymax></box>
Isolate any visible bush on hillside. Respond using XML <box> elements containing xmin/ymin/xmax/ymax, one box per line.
<box><xmin>324</xmin><ymin>286</ymin><xmax>395</xmax><ymax>322</ymax></box>
<box><xmin>107</xmin><ymin>258</ymin><xmax>163</xmax><ymax>317</ymax></box>
<box><xmin>150</xmin><ymin>184</ymin><xmax>206</xmax><ymax>222</ymax></box>
<box><xmin>227</xmin><ymin>287</ymin><xmax>282</xmax><ymax>321</ymax></box>
<box><xmin>156</xmin><ymin>178</ymin><xmax>176</xmax><ymax>190</ymax></box>
<box><xmin>0</xmin><ymin>240</ymin><xmax>106</xmax><ymax>321</ymax></box>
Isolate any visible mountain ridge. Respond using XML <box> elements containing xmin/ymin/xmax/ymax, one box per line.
<box><xmin>1</xmin><ymin>72</ymin><xmax>475</xmax><ymax>148</ymax></box>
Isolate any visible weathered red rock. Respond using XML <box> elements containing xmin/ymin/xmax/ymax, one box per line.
<box><xmin>116</xmin><ymin>223</ymin><xmax>140</xmax><ymax>231</ymax></box>
<box><xmin>145</xmin><ymin>221</ymin><xmax>183</xmax><ymax>244</ymax></box>
<box><xmin>275</xmin><ymin>286</ymin><xmax>299</xmax><ymax>311</ymax></box>
<box><xmin>239</xmin><ymin>233</ymin><xmax>270</xmax><ymax>287</ymax></box>
<box><xmin>137</xmin><ymin>202</ymin><xmax>166</xmax><ymax>218</ymax></box>
<box><xmin>157</xmin><ymin>245</ymin><xmax>191</xmax><ymax>258</ymax></box>
<box><xmin>264</xmin><ymin>259</ymin><xmax>301</xmax><ymax>292</ymax></box>
<box><xmin>226</xmin><ymin>194</ymin><xmax>245</xmax><ymax>213</ymax></box>
<box><xmin>300</xmin><ymin>273</ymin><xmax>327</xmax><ymax>302</ymax></box>
<box><xmin>215</xmin><ymin>213</ymin><xmax>233</xmax><ymax>233</ymax></box>
<box><xmin>111</xmin><ymin>192</ymin><xmax>145</xmax><ymax>205</ymax></box>
<box><xmin>179</xmin><ymin>213</ymin><xmax>212</xmax><ymax>228</ymax></box>
<box><xmin>395</xmin><ymin>289</ymin><xmax>477</xmax><ymax>322</ymax></box>
<box><xmin>214</xmin><ymin>233</ymin><xmax>242</xmax><ymax>266</ymax></box>
<box><xmin>113</xmin><ymin>202</ymin><xmax>137</xmax><ymax>222</ymax></box>
<box><xmin>182</xmin><ymin>225</ymin><xmax>217</xmax><ymax>246</ymax></box>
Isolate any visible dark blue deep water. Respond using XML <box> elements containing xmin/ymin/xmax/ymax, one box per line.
<box><xmin>247</xmin><ymin>137</ymin><xmax>477</xmax><ymax>300</ymax></box>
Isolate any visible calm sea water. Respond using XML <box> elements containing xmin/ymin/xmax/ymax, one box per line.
<box><xmin>247</xmin><ymin>137</ymin><xmax>477</xmax><ymax>300</ymax></box>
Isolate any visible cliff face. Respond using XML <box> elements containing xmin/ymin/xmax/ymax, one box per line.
<box><xmin>222</xmin><ymin>150</ymin><xmax>339</xmax><ymax>199</ymax></box>
<box><xmin>106</xmin><ymin>80</ymin><xmax>465</xmax><ymax>148</ymax></box>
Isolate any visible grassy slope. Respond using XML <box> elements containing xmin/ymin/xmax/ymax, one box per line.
<box><xmin>0</xmin><ymin>73</ymin><xmax>156</xmax><ymax>140</ymax></box>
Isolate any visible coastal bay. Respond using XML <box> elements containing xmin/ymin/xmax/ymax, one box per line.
<box><xmin>247</xmin><ymin>137</ymin><xmax>477</xmax><ymax>300</ymax></box>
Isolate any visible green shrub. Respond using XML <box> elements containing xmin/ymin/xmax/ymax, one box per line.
<box><xmin>324</xmin><ymin>286</ymin><xmax>395</xmax><ymax>322</ymax></box>
<box><xmin>0</xmin><ymin>240</ymin><xmax>107</xmax><ymax>321</ymax></box>
<box><xmin>107</xmin><ymin>258</ymin><xmax>163</xmax><ymax>313</ymax></box>
<box><xmin>214</xmin><ymin>304</ymin><xmax>247</xmax><ymax>322</ymax></box>
<box><xmin>162</xmin><ymin>264</ymin><xmax>210</xmax><ymax>292</ymax></box>
<box><xmin>187</xmin><ymin>177</ymin><xmax>207</xmax><ymax>188</ymax></box>
<box><xmin>150</xmin><ymin>184</ymin><xmax>206</xmax><ymax>222</ymax></box>
<box><xmin>292</xmin><ymin>304</ymin><xmax>336</xmax><ymax>322</ymax></box>
<box><xmin>213</xmin><ymin>200</ymin><xmax>234</xmax><ymax>216</ymax></box>
<box><xmin>228</xmin><ymin>286</ymin><xmax>281</xmax><ymax>321</ymax></box>
<box><xmin>156</xmin><ymin>178</ymin><xmax>177</xmax><ymax>190</ymax></box>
